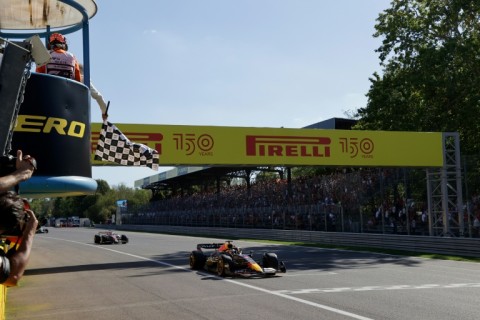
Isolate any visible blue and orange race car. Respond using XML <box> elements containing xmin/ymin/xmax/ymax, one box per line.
<box><xmin>189</xmin><ymin>240</ymin><xmax>286</xmax><ymax>277</ymax></box>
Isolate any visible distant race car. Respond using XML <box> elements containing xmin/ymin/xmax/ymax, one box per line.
<box><xmin>189</xmin><ymin>240</ymin><xmax>286</xmax><ymax>277</ymax></box>
<box><xmin>94</xmin><ymin>231</ymin><xmax>129</xmax><ymax>244</ymax></box>
<box><xmin>36</xmin><ymin>226</ymin><xmax>49</xmax><ymax>234</ymax></box>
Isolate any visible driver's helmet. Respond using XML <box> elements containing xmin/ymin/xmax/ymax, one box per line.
<box><xmin>219</xmin><ymin>241</ymin><xmax>233</xmax><ymax>252</ymax></box>
<box><xmin>227</xmin><ymin>243</ymin><xmax>240</xmax><ymax>254</ymax></box>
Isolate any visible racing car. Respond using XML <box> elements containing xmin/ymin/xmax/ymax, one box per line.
<box><xmin>189</xmin><ymin>240</ymin><xmax>286</xmax><ymax>277</ymax></box>
<box><xmin>36</xmin><ymin>226</ymin><xmax>49</xmax><ymax>234</ymax></box>
<box><xmin>94</xmin><ymin>231</ymin><xmax>129</xmax><ymax>244</ymax></box>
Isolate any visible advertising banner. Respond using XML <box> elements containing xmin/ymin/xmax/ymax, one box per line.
<box><xmin>91</xmin><ymin>123</ymin><xmax>444</xmax><ymax>168</ymax></box>
<box><xmin>13</xmin><ymin>73</ymin><xmax>92</xmax><ymax>177</ymax></box>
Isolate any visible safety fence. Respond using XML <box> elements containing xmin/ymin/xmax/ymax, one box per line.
<box><xmin>108</xmin><ymin>224</ymin><xmax>480</xmax><ymax>258</ymax></box>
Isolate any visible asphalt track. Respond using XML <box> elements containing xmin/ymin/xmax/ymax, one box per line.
<box><xmin>6</xmin><ymin>228</ymin><xmax>480</xmax><ymax>320</ymax></box>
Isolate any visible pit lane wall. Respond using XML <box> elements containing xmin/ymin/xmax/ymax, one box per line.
<box><xmin>102</xmin><ymin>225</ymin><xmax>480</xmax><ymax>258</ymax></box>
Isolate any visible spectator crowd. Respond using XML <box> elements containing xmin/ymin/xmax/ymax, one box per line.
<box><xmin>123</xmin><ymin>168</ymin><xmax>479</xmax><ymax>237</ymax></box>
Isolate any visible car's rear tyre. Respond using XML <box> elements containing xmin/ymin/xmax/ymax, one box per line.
<box><xmin>121</xmin><ymin>235</ymin><xmax>129</xmax><ymax>244</ymax></box>
<box><xmin>94</xmin><ymin>235</ymin><xmax>101</xmax><ymax>244</ymax></box>
<box><xmin>189</xmin><ymin>251</ymin><xmax>206</xmax><ymax>270</ymax></box>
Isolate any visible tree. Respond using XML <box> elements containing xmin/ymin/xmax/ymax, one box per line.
<box><xmin>356</xmin><ymin>0</ymin><xmax>480</xmax><ymax>155</ymax></box>
<box><xmin>29</xmin><ymin>198</ymin><xmax>55</xmax><ymax>225</ymax></box>
<box><xmin>95</xmin><ymin>179</ymin><xmax>111</xmax><ymax>195</ymax></box>
<box><xmin>52</xmin><ymin>197</ymin><xmax>75</xmax><ymax>217</ymax></box>
<box><xmin>32</xmin><ymin>181</ymin><xmax>152</xmax><ymax>224</ymax></box>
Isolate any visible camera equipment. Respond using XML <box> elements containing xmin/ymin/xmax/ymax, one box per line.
<box><xmin>0</xmin><ymin>155</ymin><xmax>37</xmax><ymax>177</ymax></box>
<box><xmin>0</xmin><ymin>155</ymin><xmax>16</xmax><ymax>177</ymax></box>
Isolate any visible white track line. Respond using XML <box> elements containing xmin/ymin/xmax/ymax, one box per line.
<box><xmin>47</xmin><ymin>237</ymin><xmax>374</xmax><ymax>320</ymax></box>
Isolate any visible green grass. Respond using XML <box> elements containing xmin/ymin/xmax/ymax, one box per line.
<box><xmin>239</xmin><ymin>238</ymin><xmax>480</xmax><ymax>263</ymax></box>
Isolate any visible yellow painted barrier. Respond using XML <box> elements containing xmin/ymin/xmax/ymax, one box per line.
<box><xmin>0</xmin><ymin>285</ymin><xmax>5</xmax><ymax>320</ymax></box>
<box><xmin>0</xmin><ymin>241</ymin><xmax>18</xmax><ymax>320</ymax></box>
<box><xmin>0</xmin><ymin>242</ymin><xmax>6</xmax><ymax>320</ymax></box>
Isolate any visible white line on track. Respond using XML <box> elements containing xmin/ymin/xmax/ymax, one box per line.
<box><xmin>48</xmin><ymin>237</ymin><xmax>374</xmax><ymax>320</ymax></box>
<box><xmin>275</xmin><ymin>283</ymin><xmax>480</xmax><ymax>295</ymax></box>
<box><xmin>220</xmin><ymin>276</ymin><xmax>374</xmax><ymax>320</ymax></box>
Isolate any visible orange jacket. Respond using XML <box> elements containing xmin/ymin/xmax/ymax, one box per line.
<box><xmin>36</xmin><ymin>48</ymin><xmax>81</xmax><ymax>82</ymax></box>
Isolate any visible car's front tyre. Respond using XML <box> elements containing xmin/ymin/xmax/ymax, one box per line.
<box><xmin>263</xmin><ymin>253</ymin><xmax>279</xmax><ymax>269</ymax></box>
<box><xmin>216</xmin><ymin>258</ymin><xmax>226</xmax><ymax>277</ymax></box>
<box><xmin>217</xmin><ymin>254</ymin><xmax>233</xmax><ymax>277</ymax></box>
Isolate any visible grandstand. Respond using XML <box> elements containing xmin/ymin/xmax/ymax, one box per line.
<box><xmin>129</xmin><ymin>117</ymin><xmax>466</xmax><ymax>238</ymax></box>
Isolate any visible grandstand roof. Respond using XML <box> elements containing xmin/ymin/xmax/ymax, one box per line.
<box><xmin>303</xmin><ymin>117</ymin><xmax>357</xmax><ymax>130</ymax></box>
<box><xmin>138</xmin><ymin>166</ymin><xmax>269</xmax><ymax>192</ymax></box>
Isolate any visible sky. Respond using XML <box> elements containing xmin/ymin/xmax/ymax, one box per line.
<box><xmin>65</xmin><ymin>0</ymin><xmax>392</xmax><ymax>188</ymax></box>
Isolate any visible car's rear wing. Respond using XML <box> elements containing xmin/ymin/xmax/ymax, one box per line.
<box><xmin>196</xmin><ymin>243</ymin><xmax>223</xmax><ymax>250</ymax></box>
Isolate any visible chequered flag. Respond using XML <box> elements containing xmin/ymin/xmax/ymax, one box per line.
<box><xmin>94</xmin><ymin>121</ymin><xmax>159</xmax><ymax>170</ymax></box>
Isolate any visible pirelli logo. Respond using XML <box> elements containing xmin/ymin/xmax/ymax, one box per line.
<box><xmin>246</xmin><ymin>135</ymin><xmax>331</xmax><ymax>157</ymax></box>
<box><xmin>15</xmin><ymin>115</ymin><xmax>86</xmax><ymax>138</ymax></box>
